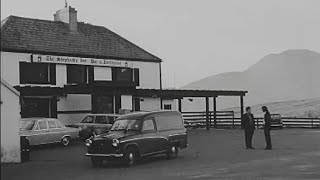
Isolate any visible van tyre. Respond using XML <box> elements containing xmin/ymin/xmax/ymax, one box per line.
<box><xmin>91</xmin><ymin>157</ymin><xmax>103</xmax><ymax>167</ymax></box>
<box><xmin>61</xmin><ymin>137</ymin><xmax>70</xmax><ymax>146</ymax></box>
<box><xmin>167</xmin><ymin>146</ymin><xmax>178</xmax><ymax>159</ymax></box>
<box><xmin>124</xmin><ymin>147</ymin><xmax>138</xmax><ymax>167</ymax></box>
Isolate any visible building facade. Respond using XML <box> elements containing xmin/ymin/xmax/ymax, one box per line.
<box><xmin>1</xmin><ymin>6</ymin><xmax>167</xmax><ymax>125</ymax></box>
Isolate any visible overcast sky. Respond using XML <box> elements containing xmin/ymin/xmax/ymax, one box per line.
<box><xmin>2</xmin><ymin>0</ymin><xmax>320</xmax><ymax>88</ymax></box>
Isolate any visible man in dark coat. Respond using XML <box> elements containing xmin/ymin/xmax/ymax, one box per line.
<box><xmin>241</xmin><ymin>107</ymin><xmax>255</xmax><ymax>149</ymax></box>
<box><xmin>262</xmin><ymin>106</ymin><xmax>272</xmax><ymax>150</ymax></box>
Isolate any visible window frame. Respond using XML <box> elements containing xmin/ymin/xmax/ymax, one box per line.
<box><xmin>38</xmin><ymin>120</ymin><xmax>49</xmax><ymax>131</ymax></box>
<box><xmin>48</xmin><ymin>120</ymin><xmax>57</xmax><ymax>129</ymax></box>
<box><xmin>112</xmin><ymin>67</ymin><xmax>134</xmax><ymax>82</ymax></box>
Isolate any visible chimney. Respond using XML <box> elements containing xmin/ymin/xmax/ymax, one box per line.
<box><xmin>54</xmin><ymin>6</ymin><xmax>78</xmax><ymax>32</ymax></box>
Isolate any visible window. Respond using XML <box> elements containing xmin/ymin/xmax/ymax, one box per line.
<box><xmin>38</xmin><ymin>121</ymin><xmax>48</xmax><ymax>130</ymax></box>
<box><xmin>95</xmin><ymin>116</ymin><xmax>109</xmax><ymax>124</ymax></box>
<box><xmin>67</xmin><ymin>65</ymin><xmax>87</xmax><ymax>84</ymax></box>
<box><xmin>155</xmin><ymin>115</ymin><xmax>183</xmax><ymax>131</ymax></box>
<box><xmin>21</xmin><ymin>98</ymin><xmax>50</xmax><ymax>118</ymax></box>
<box><xmin>48</xmin><ymin>121</ymin><xmax>57</xmax><ymax>129</ymax></box>
<box><xmin>142</xmin><ymin>119</ymin><xmax>155</xmax><ymax>131</ymax></box>
<box><xmin>164</xmin><ymin>104</ymin><xmax>172</xmax><ymax>110</ymax></box>
<box><xmin>34</xmin><ymin>123</ymin><xmax>40</xmax><ymax>131</ymax></box>
<box><xmin>20</xmin><ymin>62</ymin><xmax>56</xmax><ymax>84</ymax></box>
<box><xmin>56</xmin><ymin>121</ymin><xmax>63</xmax><ymax>128</ymax></box>
<box><xmin>81</xmin><ymin>116</ymin><xmax>94</xmax><ymax>123</ymax></box>
<box><xmin>112</xmin><ymin>68</ymin><xmax>133</xmax><ymax>82</ymax></box>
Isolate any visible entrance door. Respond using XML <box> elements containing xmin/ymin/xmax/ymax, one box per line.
<box><xmin>92</xmin><ymin>95</ymin><xmax>114</xmax><ymax>114</ymax></box>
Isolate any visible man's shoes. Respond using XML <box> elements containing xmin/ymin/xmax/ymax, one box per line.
<box><xmin>265</xmin><ymin>147</ymin><xmax>272</xmax><ymax>150</ymax></box>
<box><xmin>249</xmin><ymin>147</ymin><xmax>255</xmax><ymax>149</ymax></box>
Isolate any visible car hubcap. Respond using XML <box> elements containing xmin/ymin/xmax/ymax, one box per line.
<box><xmin>63</xmin><ymin>138</ymin><xmax>69</xmax><ymax>145</ymax></box>
<box><xmin>171</xmin><ymin>147</ymin><xmax>176</xmax><ymax>154</ymax></box>
<box><xmin>129</xmin><ymin>153</ymin><xmax>134</xmax><ymax>163</ymax></box>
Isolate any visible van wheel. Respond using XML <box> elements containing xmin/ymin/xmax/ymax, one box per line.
<box><xmin>124</xmin><ymin>147</ymin><xmax>138</xmax><ymax>167</ymax></box>
<box><xmin>91</xmin><ymin>157</ymin><xmax>103</xmax><ymax>167</ymax></box>
<box><xmin>61</xmin><ymin>137</ymin><xmax>70</xmax><ymax>146</ymax></box>
<box><xmin>167</xmin><ymin>146</ymin><xmax>178</xmax><ymax>159</ymax></box>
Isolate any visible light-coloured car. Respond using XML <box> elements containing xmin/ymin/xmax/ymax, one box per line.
<box><xmin>20</xmin><ymin>118</ymin><xmax>79</xmax><ymax>146</ymax></box>
<box><xmin>68</xmin><ymin>114</ymin><xmax>119</xmax><ymax>140</ymax></box>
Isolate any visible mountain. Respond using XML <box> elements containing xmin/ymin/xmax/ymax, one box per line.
<box><xmin>182</xmin><ymin>49</ymin><xmax>320</xmax><ymax>110</ymax></box>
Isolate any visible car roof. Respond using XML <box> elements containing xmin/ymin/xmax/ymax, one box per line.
<box><xmin>117</xmin><ymin>110</ymin><xmax>181</xmax><ymax>120</ymax></box>
<box><xmin>20</xmin><ymin>118</ymin><xmax>58</xmax><ymax>121</ymax></box>
<box><xmin>86</xmin><ymin>114</ymin><xmax>119</xmax><ymax>116</ymax></box>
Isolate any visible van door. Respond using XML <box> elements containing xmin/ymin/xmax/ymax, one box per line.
<box><xmin>139</xmin><ymin>119</ymin><xmax>162</xmax><ymax>155</ymax></box>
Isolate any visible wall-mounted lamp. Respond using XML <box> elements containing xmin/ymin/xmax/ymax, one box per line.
<box><xmin>188</xmin><ymin>98</ymin><xmax>193</xmax><ymax>102</ymax></box>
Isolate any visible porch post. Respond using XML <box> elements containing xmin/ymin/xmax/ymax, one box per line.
<box><xmin>213</xmin><ymin>96</ymin><xmax>217</xmax><ymax>128</ymax></box>
<box><xmin>178</xmin><ymin>98</ymin><xmax>182</xmax><ymax>112</ymax></box>
<box><xmin>240</xmin><ymin>95</ymin><xmax>244</xmax><ymax>129</ymax></box>
<box><xmin>206</xmin><ymin>97</ymin><xmax>210</xmax><ymax>130</ymax></box>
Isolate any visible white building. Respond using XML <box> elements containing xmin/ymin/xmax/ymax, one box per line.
<box><xmin>1</xmin><ymin>79</ymin><xmax>21</xmax><ymax>163</ymax></box>
<box><xmin>1</xmin><ymin>6</ymin><xmax>173</xmax><ymax>125</ymax></box>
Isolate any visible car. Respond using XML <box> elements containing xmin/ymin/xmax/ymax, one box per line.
<box><xmin>20</xmin><ymin>118</ymin><xmax>79</xmax><ymax>146</ymax></box>
<box><xmin>68</xmin><ymin>114</ymin><xmax>119</xmax><ymax>140</ymax></box>
<box><xmin>271</xmin><ymin>114</ymin><xmax>283</xmax><ymax>129</ymax></box>
<box><xmin>85</xmin><ymin>111</ymin><xmax>188</xmax><ymax>167</ymax></box>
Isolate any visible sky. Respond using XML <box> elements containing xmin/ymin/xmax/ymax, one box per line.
<box><xmin>1</xmin><ymin>0</ymin><xmax>320</xmax><ymax>88</ymax></box>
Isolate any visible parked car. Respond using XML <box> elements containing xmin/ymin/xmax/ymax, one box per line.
<box><xmin>20</xmin><ymin>118</ymin><xmax>79</xmax><ymax>146</ymax></box>
<box><xmin>68</xmin><ymin>114</ymin><xmax>119</xmax><ymax>140</ymax></box>
<box><xmin>271</xmin><ymin>114</ymin><xmax>283</xmax><ymax>129</ymax></box>
<box><xmin>85</xmin><ymin>111</ymin><xmax>188</xmax><ymax>167</ymax></box>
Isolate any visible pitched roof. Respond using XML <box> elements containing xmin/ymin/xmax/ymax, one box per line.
<box><xmin>1</xmin><ymin>16</ymin><xmax>161</xmax><ymax>62</ymax></box>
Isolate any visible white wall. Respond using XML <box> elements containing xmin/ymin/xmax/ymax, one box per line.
<box><xmin>1</xmin><ymin>52</ymin><xmax>31</xmax><ymax>86</ymax></box>
<box><xmin>140</xmin><ymin>98</ymin><xmax>161</xmax><ymax>111</ymax></box>
<box><xmin>1</xmin><ymin>81</ymin><xmax>21</xmax><ymax>163</ymax></box>
<box><xmin>121</xmin><ymin>95</ymin><xmax>132</xmax><ymax>110</ymax></box>
<box><xmin>133</xmin><ymin>61</ymin><xmax>161</xmax><ymax>89</ymax></box>
<box><xmin>162</xmin><ymin>99</ymin><xmax>177</xmax><ymax>110</ymax></box>
<box><xmin>57</xmin><ymin>94</ymin><xmax>92</xmax><ymax>125</ymax></box>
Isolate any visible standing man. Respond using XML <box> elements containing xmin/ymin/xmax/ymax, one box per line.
<box><xmin>241</xmin><ymin>107</ymin><xmax>255</xmax><ymax>149</ymax></box>
<box><xmin>262</xmin><ymin>106</ymin><xmax>272</xmax><ymax>150</ymax></box>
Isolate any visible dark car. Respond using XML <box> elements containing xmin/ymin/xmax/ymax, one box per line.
<box><xmin>271</xmin><ymin>114</ymin><xmax>283</xmax><ymax>129</ymax></box>
<box><xmin>85</xmin><ymin>111</ymin><xmax>188</xmax><ymax>167</ymax></box>
<box><xmin>68</xmin><ymin>114</ymin><xmax>119</xmax><ymax>140</ymax></box>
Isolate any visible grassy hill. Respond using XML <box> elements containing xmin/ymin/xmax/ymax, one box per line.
<box><xmin>224</xmin><ymin>98</ymin><xmax>320</xmax><ymax>118</ymax></box>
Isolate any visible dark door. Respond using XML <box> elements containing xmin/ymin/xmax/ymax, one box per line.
<box><xmin>139</xmin><ymin>119</ymin><xmax>162</xmax><ymax>155</ymax></box>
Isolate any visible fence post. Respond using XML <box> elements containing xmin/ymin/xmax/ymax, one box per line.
<box><xmin>232</xmin><ymin>112</ymin><xmax>235</xmax><ymax>129</ymax></box>
<box><xmin>311</xmin><ymin>118</ymin><xmax>313</xmax><ymax>128</ymax></box>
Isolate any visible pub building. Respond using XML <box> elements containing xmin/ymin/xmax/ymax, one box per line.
<box><xmin>1</xmin><ymin>5</ymin><xmax>169</xmax><ymax>125</ymax></box>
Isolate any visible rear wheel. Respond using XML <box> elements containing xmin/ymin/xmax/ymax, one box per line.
<box><xmin>61</xmin><ymin>137</ymin><xmax>70</xmax><ymax>146</ymax></box>
<box><xmin>124</xmin><ymin>147</ymin><xmax>138</xmax><ymax>166</ymax></box>
<box><xmin>167</xmin><ymin>145</ymin><xmax>178</xmax><ymax>159</ymax></box>
<box><xmin>91</xmin><ymin>157</ymin><xmax>103</xmax><ymax>167</ymax></box>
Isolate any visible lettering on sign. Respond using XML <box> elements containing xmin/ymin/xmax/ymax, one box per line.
<box><xmin>32</xmin><ymin>55</ymin><xmax>133</xmax><ymax>68</ymax></box>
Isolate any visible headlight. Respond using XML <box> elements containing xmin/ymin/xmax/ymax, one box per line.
<box><xmin>85</xmin><ymin>139</ymin><xmax>92</xmax><ymax>147</ymax></box>
<box><xmin>112</xmin><ymin>139</ymin><xmax>120</xmax><ymax>147</ymax></box>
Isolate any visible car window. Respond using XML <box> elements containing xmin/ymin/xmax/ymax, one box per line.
<box><xmin>56</xmin><ymin>121</ymin><xmax>64</xmax><ymax>128</ymax></box>
<box><xmin>38</xmin><ymin>121</ymin><xmax>48</xmax><ymax>130</ymax></box>
<box><xmin>95</xmin><ymin>116</ymin><xmax>109</xmax><ymax>124</ymax></box>
<box><xmin>155</xmin><ymin>115</ymin><xmax>183</xmax><ymax>131</ymax></box>
<box><xmin>81</xmin><ymin>116</ymin><xmax>94</xmax><ymax>123</ymax></box>
<box><xmin>142</xmin><ymin>119</ymin><xmax>155</xmax><ymax>131</ymax></box>
<box><xmin>48</xmin><ymin>120</ymin><xmax>57</xmax><ymax>129</ymax></box>
<box><xmin>108</xmin><ymin>116</ymin><xmax>116</xmax><ymax>124</ymax></box>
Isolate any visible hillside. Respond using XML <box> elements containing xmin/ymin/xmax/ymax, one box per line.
<box><xmin>183</xmin><ymin>49</ymin><xmax>320</xmax><ymax>109</ymax></box>
<box><xmin>225</xmin><ymin>98</ymin><xmax>320</xmax><ymax>118</ymax></box>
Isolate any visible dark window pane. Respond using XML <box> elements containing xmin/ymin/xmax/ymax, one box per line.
<box><xmin>20</xmin><ymin>62</ymin><xmax>50</xmax><ymax>84</ymax></box>
<box><xmin>164</xmin><ymin>104</ymin><xmax>172</xmax><ymax>110</ymax></box>
<box><xmin>112</xmin><ymin>68</ymin><xmax>133</xmax><ymax>82</ymax></box>
<box><xmin>67</xmin><ymin>65</ymin><xmax>87</xmax><ymax>84</ymax></box>
<box><xmin>21</xmin><ymin>98</ymin><xmax>50</xmax><ymax>118</ymax></box>
<box><xmin>134</xmin><ymin>68</ymin><xmax>140</xmax><ymax>86</ymax></box>
<box><xmin>92</xmin><ymin>95</ymin><xmax>114</xmax><ymax>114</ymax></box>
<box><xmin>95</xmin><ymin>116</ymin><xmax>109</xmax><ymax>124</ymax></box>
